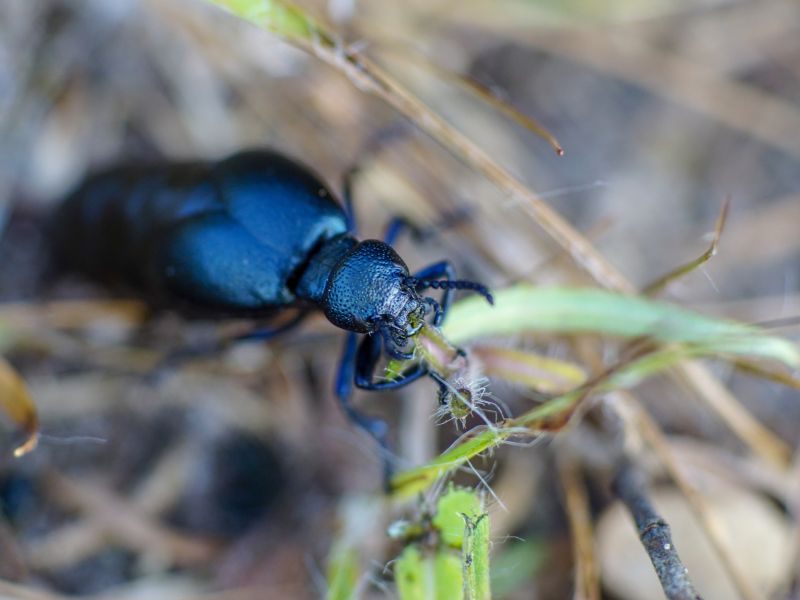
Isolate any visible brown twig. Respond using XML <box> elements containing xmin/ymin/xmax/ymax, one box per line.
<box><xmin>573</xmin><ymin>334</ymin><xmax>761</xmax><ymax>600</ymax></box>
<box><xmin>642</xmin><ymin>199</ymin><xmax>729</xmax><ymax>297</ymax></box>
<box><xmin>618</xmin><ymin>393</ymin><xmax>763</xmax><ymax>600</ymax></box>
<box><xmin>612</xmin><ymin>458</ymin><xmax>702</xmax><ymax>600</ymax></box>
<box><xmin>558</xmin><ymin>455</ymin><xmax>600</xmax><ymax>600</ymax></box>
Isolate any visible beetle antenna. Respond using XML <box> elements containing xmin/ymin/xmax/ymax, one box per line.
<box><xmin>406</xmin><ymin>277</ymin><xmax>494</xmax><ymax>305</ymax></box>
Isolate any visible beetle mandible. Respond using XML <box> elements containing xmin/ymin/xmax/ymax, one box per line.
<box><xmin>51</xmin><ymin>149</ymin><xmax>492</xmax><ymax>469</ymax></box>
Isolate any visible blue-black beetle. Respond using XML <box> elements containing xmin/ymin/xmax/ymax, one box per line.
<box><xmin>52</xmin><ymin>149</ymin><xmax>492</xmax><ymax>469</ymax></box>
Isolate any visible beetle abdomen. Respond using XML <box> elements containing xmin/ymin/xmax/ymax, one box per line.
<box><xmin>53</xmin><ymin>163</ymin><xmax>215</xmax><ymax>288</ymax></box>
<box><xmin>53</xmin><ymin>150</ymin><xmax>349</xmax><ymax>314</ymax></box>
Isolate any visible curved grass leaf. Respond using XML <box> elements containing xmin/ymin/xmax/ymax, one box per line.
<box><xmin>391</xmin><ymin>427</ymin><xmax>519</xmax><ymax>498</ymax></box>
<box><xmin>326</xmin><ymin>545</ymin><xmax>358</xmax><ymax>600</ymax></box>
<box><xmin>442</xmin><ymin>286</ymin><xmax>800</xmax><ymax>368</ymax></box>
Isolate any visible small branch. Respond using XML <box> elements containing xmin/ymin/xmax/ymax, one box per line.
<box><xmin>612</xmin><ymin>459</ymin><xmax>702</xmax><ymax>600</ymax></box>
<box><xmin>558</xmin><ymin>456</ymin><xmax>600</xmax><ymax>600</ymax></box>
<box><xmin>642</xmin><ymin>198</ymin><xmax>729</xmax><ymax>296</ymax></box>
<box><xmin>620</xmin><ymin>393</ymin><xmax>764</xmax><ymax>600</ymax></box>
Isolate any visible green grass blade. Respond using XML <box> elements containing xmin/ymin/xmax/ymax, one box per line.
<box><xmin>442</xmin><ymin>286</ymin><xmax>800</xmax><ymax>368</ymax></box>
<box><xmin>325</xmin><ymin>545</ymin><xmax>359</xmax><ymax>600</ymax></box>
<box><xmin>390</xmin><ymin>427</ymin><xmax>514</xmax><ymax>497</ymax></box>
<box><xmin>463</xmin><ymin>514</ymin><xmax>491</xmax><ymax>600</ymax></box>
<box><xmin>390</xmin><ymin>388</ymin><xmax>588</xmax><ymax>497</ymax></box>
<box><xmin>210</xmin><ymin>0</ymin><xmax>330</xmax><ymax>42</ymax></box>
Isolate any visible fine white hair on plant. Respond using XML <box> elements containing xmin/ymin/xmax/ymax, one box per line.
<box><xmin>466</xmin><ymin>458</ymin><xmax>506</xmax><ymax>513</ymax></box>
<box><xmin>432</xmin><ymin>373</ymin><xmax>508</xmax><ymax>428</ymax></box>
<box><xmin>432</xmin><ymin>374</ymin><xmax>497</xmax><ymax>429</ymax></box>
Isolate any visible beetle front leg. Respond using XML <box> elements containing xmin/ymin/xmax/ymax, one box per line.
<box><xmin>354</xmin><ymin>332</ymin><xmax>428</xmax><ymax>391</ymax></box>
<box><xmin>234</xmin><ymin>310</ymin><xmax>309</xmax><ymax>342</ymax></box>
<box><xmin>342</xmin><ymin>171</ymin><xmax>418</xmax><ymax>244</ymax></box>
<box><xmin>335</xmin><ymin>332</ymin><xmax>394</xmax><ymax>482</ymax></box>
<box><xmin>346</xmin><ymin>331</ymin><xmax>429</xmax><ymax>484</ymax></box>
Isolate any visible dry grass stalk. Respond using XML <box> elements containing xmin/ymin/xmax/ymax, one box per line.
<box><xmin>558</xmin><ymin>454</ymin><xmax>601</xmax><ymax>600</ymax></box>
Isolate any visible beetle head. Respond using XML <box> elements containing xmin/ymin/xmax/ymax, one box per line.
<box><xmin>323</xmin><ymin>240</ymin><xmax>425</xmax><ymax>348</ymax></box>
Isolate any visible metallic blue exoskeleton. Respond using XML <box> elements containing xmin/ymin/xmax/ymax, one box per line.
<box><xmin>53</xmin><ymin>149</ymin><xmax>492</xmax><ymax>473</ymax></box>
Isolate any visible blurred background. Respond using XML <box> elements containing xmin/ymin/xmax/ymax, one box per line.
<box><xmin>0</xmin><ymin>0</ymin><xmax>799</xmax><ymax>598</ymax></box>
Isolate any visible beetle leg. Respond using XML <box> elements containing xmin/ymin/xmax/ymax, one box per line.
<box><xmin>385</xmin><ymin>206</ymin><xmax>476</xmax><ymax>246</ymax></box>
<box><xmin>354</xmin><ymin>333</ymin><xmax>428</xmax><ymax>391</ymax></box>
<box><xmin>233</xmin><ymin>310</ymin><xmax>310</xmax><ymax>342</ymax></box>
<box><xmin>383</xmin><ymin>217</ymin><xmax>423</xmax><ymax>247</ymax></box>
<box><xmin>335</xmin><ymin>331</ymin><xmax>394</xmax><ymax>481</ymax></box>
<box><xmin>341</xmin><ymin>166</ymin><xmax>360</xmax><ymax>233</ymax></box>
<box><xmin>145</xmin><ymin>310</ymin><xmax>309</xmax><ymax>383</ymax></box>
